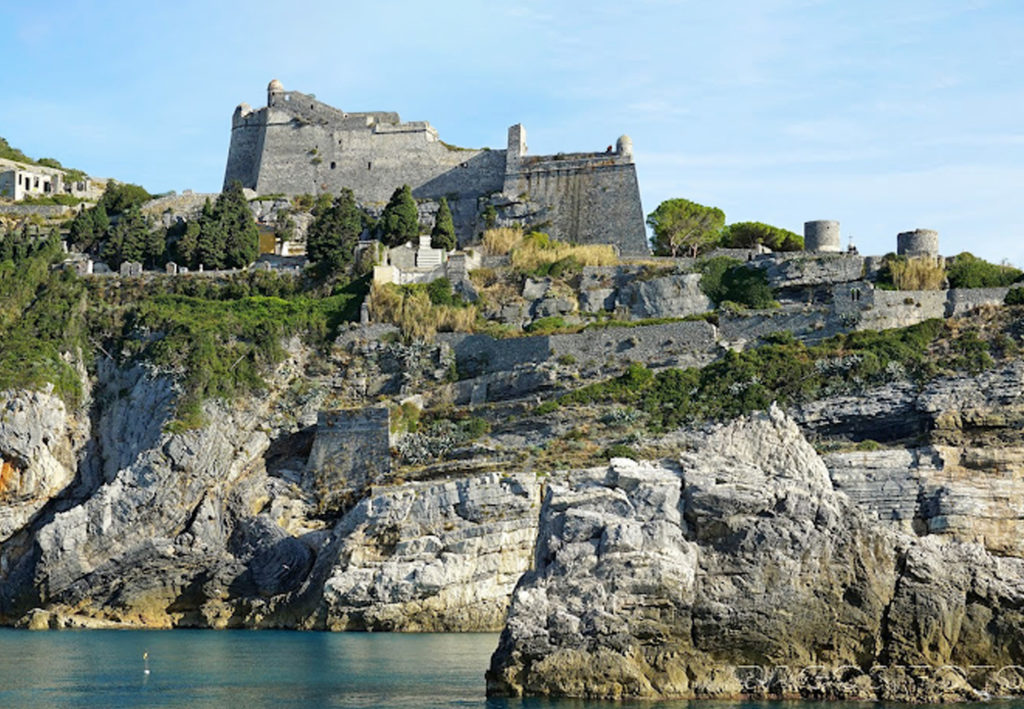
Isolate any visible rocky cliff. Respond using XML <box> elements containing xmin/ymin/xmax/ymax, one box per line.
<box><xmin>2</xmin><ymin>326</ymin><xmax>1024</xmax><ymax>702</ymax></box>
<box><xmin>487</xmin><ymin>408</ymin><xmax>1024</xmax><ymax>701</ymax></box>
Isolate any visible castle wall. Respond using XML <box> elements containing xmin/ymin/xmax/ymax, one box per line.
<box><xmin>304</xmin><ymin>408</ymin><xmax>391</xmax><ymax>515</ymax></box>
<box><xmin>503</xmin><ymin>157</ymin><xmax>648</xmax><ymax>255</ymax></box>
<box><xmin>438</xmin><ymin>320</ymin><xmax>717</xmax><ymax>379</ymax></box>
<box><xmin>223</xmin><ymin>106</ymin><xmax>266</xmax><ymax>189</ymax></box>
<box><xmin>224</xmin><ymin>84</ymin><xmax>647</xmax><ymax>251</ymax></box>
<box><xmin>227</xmin><ymin>88</ymin><xmax>506</xmax><ymax>245</ymax></box>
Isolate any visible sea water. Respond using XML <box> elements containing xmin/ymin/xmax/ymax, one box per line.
<box><xmin>0</xmin><ymin>628</ymin><xmax>1007</xmax><ymax>708</ymax></box>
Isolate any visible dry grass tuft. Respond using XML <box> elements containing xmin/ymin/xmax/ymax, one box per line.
<box><xmin>482</xmin><ymin>227</ymin><xmax>523</xmax><ymax>256</ymax></box>
<box><xmin>891</xmin><ymin>256</ymin><xmax>946</xmax><ymax>290</ymax></box>
<box><xmin>368</xmin><ymin>282</ymin><xmax>478</xmax><ymax>341</ymax></box>
<box><xmin>510</xmin><ymin>232</ymin><xmax>619</xmax><ymax>272</ymax></box>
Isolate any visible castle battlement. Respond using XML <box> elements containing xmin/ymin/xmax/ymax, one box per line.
<box><xmin>223</xmin><ymin>80</ymin><xmax>649</xmax><ymax>254</ymax></box>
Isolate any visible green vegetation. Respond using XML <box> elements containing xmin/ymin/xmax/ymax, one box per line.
<box><xmin>0</xmin><ymin>137</ymin><xmax>34</xmax><ymax>165</ymax></box>
<box><xmin>0</xmin><ymin>231</ymin><xmax>87</xmax><ymax>405</ymax></box>
<box><xmin>546</xmin><ymin>319</ymin><xmax>1009</xmax><ymax>432</ymax></box>
<box><xmin>306</xmin><ymin>188</ymin><xmax>362</xmax><ymax>274</ymax></box>
<box><xmin>97</xmin><ymin>182</ymin><xmax>152</xmax><ymax>214</ymax></box>
<box><xmin>1006</xmin><ymin>287</ymin><xmax>1024</xmax><ymax>306</ymax></box>
<box><xmin>646</xmin><ymin>198</ymin><xmax>725</xmax><ymax>257</ymax></box>
<box><xmin>720</xmin><ymin>221</ymin><xmax>803</xmax><ymax>251</ymax></box>
<box><xmin>378</xmin><ymin>184</ymin><xmax>419</xmax><ymax>247</ymax></box>
<box><xmin>698</xmin><ymin>256</ymin><xmax>774</xmax><ymax>308</ymax></box>
<box><xmin>430</xmin><ymin>197</ymin><xmax>456</xmax><ymax>251</ymax></box>
<box><xmin>0</xmin><ymin>226</ymin><xmax>366</xmax><ymax>425</ymax></box>
<box><xmin>368</xmin><ymin>280</ymin><xmax>476</xmax><ymax>341</ymax></box>
<box><xmin>947</xmin><ymin>252</ymin><xmax>1023</xmax><ymax>288</ymax></box>
<box><xmin>17</xmin><ymin>194</ymin><xmax>88</xmax><ymax>207</ymax></box>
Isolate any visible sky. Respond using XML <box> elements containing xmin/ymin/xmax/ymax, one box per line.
<box><xmin>1</xmin><ymin>0</ymin><xmax>1022</xmax><ymax>264</ymax></box>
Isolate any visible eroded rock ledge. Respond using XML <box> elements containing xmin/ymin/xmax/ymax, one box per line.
<box><xmin>486</xmin><ymin>407</ymin><xmax>1024</xmax><ymax>702</ymax></box>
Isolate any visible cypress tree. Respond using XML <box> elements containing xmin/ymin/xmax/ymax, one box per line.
<box><xmin>378</xmin><ymin>184</ymin><xmax>419</xmax><ymax>247</ymax></box>
<box><xmin>219</xmin><ymin>181</ymin><xmax>259</xmax><ymax>268</ymax></box>
<box><xmin>105</xmin><ymin>203</ymin><xmax>149</xmax><ymax>267</ymax></box>
<box><xmin>307</xmin><ymin>188</ymin><xmax>362</xmax><ymax>273</ymax></box>
<box><xmin>177</xmin><ymin>220</ymin><xmax>201</xmax><ymax>268</ymax></box>
<box><xmin>430</xmin><ymin>197</ymin><xmax>456</xmax><ymax>251</ymax></box>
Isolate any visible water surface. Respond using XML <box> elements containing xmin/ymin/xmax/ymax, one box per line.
<box><xmin>0</xmin><ymin>629</ymin><xmax>1012</xmax><ymax>708</ymax></box>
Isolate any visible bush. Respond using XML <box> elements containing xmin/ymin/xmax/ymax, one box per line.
<box><xmin>482</xmin><ymin>227</ymin><xmax>521</xmax><ymax>255</ymax></box>
<box><xmin>698</xmin><ymin>256</ymin><xmax>741</xmax><ymax>302</ymax></box>
<box><xmin>720</xmin><ymin>266</ymin><xmax>774</xmax><ymax>308</ymax></box>
<box><xmin>947</xmin><ymin>252</ymin><xmax>1022</xmax><ymax>288</ymax></box>
<box><xmin>699</xmin><ymin>257</ymin><xmax>774</xmax><ymax>307</ymax></box>
<box><xmin>720</xmin><ymin>221</ymin><xmax>803</xmax><ymax>251</ymax></box>
<box><xmin>603</xmin><ymin>444</ymin><xmax>637</xmax><ymax>460</ymax></box>
<box><xmin>1005</xmin><ymin>287</ymin><xmax>1024</xmax><ymax>305</ymax></box>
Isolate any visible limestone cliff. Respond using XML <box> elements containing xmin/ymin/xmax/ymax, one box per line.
<box><xmin>3</xmin><ymin>332</ymin><xmax>1024</xmax><ymax>703</ymax></box>
<box><xmin>486</xmin><ymin>408</ymin><xmax>1024</xmax><ymax>701</ymax></box>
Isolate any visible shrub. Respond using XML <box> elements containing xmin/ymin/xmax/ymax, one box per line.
<box><xmin>1005</xmin><ymin>287</ymin><xmax>1024</xmax><ymax>305</ymax></box>
<box><xmin>510</xmin><ymin>232</ymin><xmax>618</xmax><ymax>273</ymax></box>
<box><xmin>947</xmin><ymin>252</ymin><xmax>1023</xmax><ymax>288</ymax></box>
<box><xmin>604</xmin><ymin>444</ymin><xmax>637</xmax><ymax>460</ymax></box>
<box><xmin>720</xmin><ymin>266</ymin><xmax>774</xmax><ymax>308</ymax></box>
<box><xmin>719</xmin><ymin>221</ymin><xmax>803</xmax><ymax>251</ymax></box>
<box><xmin>368</xmin><ymin>281</ymin><xmax>477</xmax><ymax>341</ymax></box>
<box><xmin>698</xmin><ymin>256</ymin><xmax>741</xmax><ymax>302</ymax></box>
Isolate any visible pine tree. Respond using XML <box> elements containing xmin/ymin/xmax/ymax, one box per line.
<box><xmin>196</xmin><ymin>197</ymin><xmax>226</xmax><ymax>270</ymax></box>
<box><xmin>430</xmin><ymin>197</ymin><xmax>456</xmax><ymax>251</ymax></box>
<box><xmin>378</xmin><ymin>184</ymin><xmax>419</xmax><ymax>247</ymax></box>
<box><xmin>307</xmin><ymin>188</ymin><xmax>363</xmax><ymax>273</ymax></box>
<box><xmin>219</xmin><ymin>181</ymin><xmax>259</xmax><ymax>268</ymax></box>
<box><xmin>105</xmin><ymin>204</ymin><xmax>149</xmax><ymax>267</ymax></box>
<box><xmin>177</xmin><ymin>220</ymin><xmax>201</xmax><ymax>268</ymax></box>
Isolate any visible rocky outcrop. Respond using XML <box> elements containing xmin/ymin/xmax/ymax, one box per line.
<box><xmin>487</xmin><ymin>407</ymin><xmax>1024</xmax><ymax>701</ymax></box>
<box><xmin>306</xmin><ymin>472</ymin><xmax>541</xmax><ymax>631</ymax></box>
<box><xmin>0</xmin><ymin>391</ymin><xmax>83</xmax><ymax>542</ymax></box>
<box><xmin>0</xmin><ymin>354</ymin><xmax>546</xmax><ymax>632</ymax></box>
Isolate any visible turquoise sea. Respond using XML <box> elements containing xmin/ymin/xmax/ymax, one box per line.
<box><xmin>0</xmin><ymin>628</ymin><xmax>1007</xmax><ymax>708</ymax></box>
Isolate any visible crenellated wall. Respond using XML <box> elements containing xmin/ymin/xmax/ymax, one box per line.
<box><xmin>223</xmin><ymin>82</ymin><xmax>648</xmax><ymax>253</ymax></box>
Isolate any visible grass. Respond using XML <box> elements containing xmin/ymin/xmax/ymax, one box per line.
<box><xmin>367</xmin><ymin>281</ymin><xmax>477</xmax><ymax>342</ymax></box>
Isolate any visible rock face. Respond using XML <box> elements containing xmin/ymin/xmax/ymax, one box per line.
<box><xmin>487</xmin><ymin>407</ymin><xmax>1024</xmax><ymax>701</ymax></box>
<box><xmin>0</xmin><ymin>355</ymin><xmax>545</xmax><ymax>633</ymax></box>
<box><xmin>0</xmin><ymin>391</ymin><xmax>81</xmax><ymax>542</ymax></box>
<box><xmin>308</xmin><ymin>472</ymin><xmax>540</xmax><ymax>631</ymax></box>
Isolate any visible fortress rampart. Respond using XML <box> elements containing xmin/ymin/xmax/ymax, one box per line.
<box><xmin>224</xmin><ymin>80</ymin><xmax>648</xmax><ymax>253</ymax></box>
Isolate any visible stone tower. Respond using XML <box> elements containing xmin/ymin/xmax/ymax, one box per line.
<box><xmin>804</xmin><ymin>220</ymin><xmax>841</xmax><ymax>253</ymax></box>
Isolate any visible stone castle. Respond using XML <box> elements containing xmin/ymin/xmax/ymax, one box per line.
<box><xmin>223</xmin><ymin>80</ymin><xmax>648</xmax><ymax>254</ymax></box>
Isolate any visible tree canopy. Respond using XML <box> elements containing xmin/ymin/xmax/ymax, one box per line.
<box><xmin>378</xmin><ymin>185</ymin><xmax>419</xmax><ymax>247</ymax></box>
<box><xmin>946</xmin><ymin>252</ymin><xmax>1023</xmax><ymax>289</ymax></box>
<box><xmin>430</xmin><ymin>197</ymin><xmax>456</xmax><ymax>251</ymax></box>
<box><xmin>646</xmin><ymin>198</ymin><xmax>725</xmax><ymax>257</ymax></box>
<box><xmin>307</xmin><ymin>188</ymin><xmax>363</xmax><ymax>273</ymax></box>
<box><xmin>176</xmin><ymin>183</ymin><xmax>259</xmax><ymax>270</ymax></box>
<box><xmin>97</xmin><ymin>181</ymin><xmax>152</xmax><ymax>215</ymax></box>
<box><xmin>719</xmin><ymin>221</ymin><xmax>803</xmax><ymax>252</ymax></box>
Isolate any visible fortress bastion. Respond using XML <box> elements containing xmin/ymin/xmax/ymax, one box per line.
<box><xmin>223</xmin><ymin>80</ymin><xmax>649</xmax><ymax>254</ymax></box>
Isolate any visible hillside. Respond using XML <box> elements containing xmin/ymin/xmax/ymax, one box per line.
<box><xmin>1</xmin><ymin>229</ymin><xmax>1024</xmax><ymax>701</ymax></box>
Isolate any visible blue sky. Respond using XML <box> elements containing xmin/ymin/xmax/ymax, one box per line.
<box><xmin>2</xmin><ymin>0</ymin><xmax>1022</xmax><ymax>264</ymax></box>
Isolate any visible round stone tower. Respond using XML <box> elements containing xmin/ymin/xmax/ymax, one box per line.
<box><xmin>616</xmin><ymin>135</ymin><xmax>633</xmax><ymax>159</ymax></box>
<box><xmin>897</xmin><ymin>229</ymin><xmax>939</xmax><ymax>258</ymax></box>
<box><xmin>804</xmin><ymin>220</ymin><xmax>841</xmax><ymax>253</ymax></box>
<box><xmin>267</xmin><ymin>78</ymin><xmax>284</xmax><ymax>105</ymax></box>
